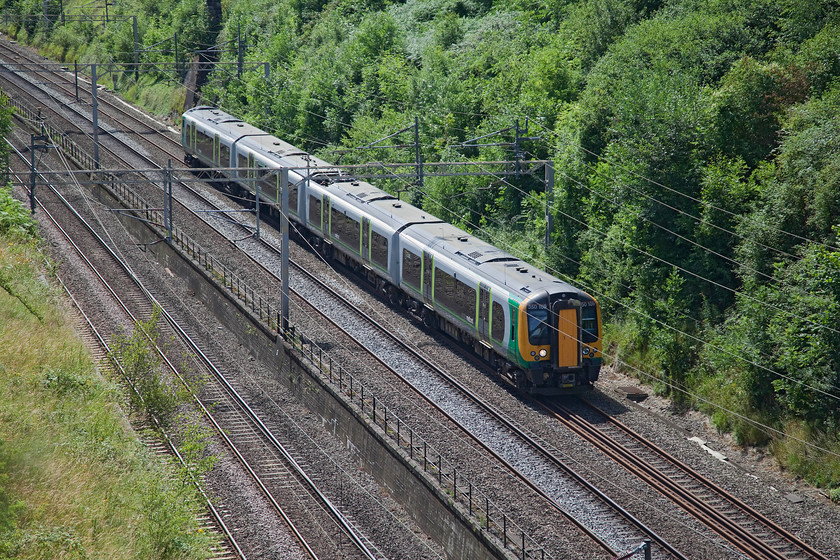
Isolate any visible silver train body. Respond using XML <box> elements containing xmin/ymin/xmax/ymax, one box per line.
<box><xmin>182</xmin><ymin>106</ymin><xmax>602</xmax><ymax>394</ymax></box>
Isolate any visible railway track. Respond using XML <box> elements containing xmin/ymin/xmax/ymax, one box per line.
<box><xmin>541</xmin><ymin>398</ymin><xmax>828</xmax><ymax>560</ymax></box>
<box><xmin>7</xmin><ymin>137</ymin><xmax>382</xmax><ymax>560</ymax></box>
<box><xmin>6</xmin><ymin>143</ymin><xmax>244</xmax><ymax>560</ymax></box>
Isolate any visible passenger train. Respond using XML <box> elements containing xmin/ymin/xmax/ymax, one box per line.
<box><xmin>182</xmin><ymin>106</ymin><xmax>602</xmax><ymax>394</ymax></box>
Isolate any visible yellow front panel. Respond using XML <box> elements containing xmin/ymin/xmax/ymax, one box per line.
<box><xmin>517</xmin><ymin>300</ymin><xmax>548</xmax><ymax>362</ymax></box>
<box><xmin>557</xmin><ymin>308</ymin><xmax>579</xmax><ymax>368</ymax></box>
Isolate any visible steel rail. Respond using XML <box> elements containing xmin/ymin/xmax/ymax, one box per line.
<box><xmin>542</xmin><ymin>398</ymin><xmax>827</xmax><ymax>560</ymax></box>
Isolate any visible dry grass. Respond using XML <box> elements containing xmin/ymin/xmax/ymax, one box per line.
<box><xmin>0</xmin><ymin>231</ymin><xmax>217</xmax><ymax>559</ymax></box>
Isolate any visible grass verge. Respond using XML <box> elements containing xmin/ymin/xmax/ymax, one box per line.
<box><xmin>0</xmin><ymin>185</ymin><xmax>218</xmax><ymax>559</ymax></box>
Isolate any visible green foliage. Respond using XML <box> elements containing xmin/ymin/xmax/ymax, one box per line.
<box><xmin>765</xmin><ymin>243</ymin><xmax>840</xmax><ymax>430</ymax></box>
<box><xmin>0</xmin><ymin>236</ymin><xmax>218</xmax><ymax>559</ymax></box>
<box><xmin>0</xmin><ymin>186</ymin><xmax>37</xmax><ymax>241</ymax></box>
<box><xmin>794</xmin><ymin>20</ymin><xmax>840</xmax><ymax>95</ymax></box>
<box><xmin>648</xmin><ymin>269</ymin><xmax>697</xmax><ymax>401</ymax></box>
<box><xmin>711</xmin><ymin>57</ymin><xmax>808</xmax><ymax>167</ymax></box>
<box><xmin>176</xmin><ymin>419</ymin><xmax>218</xmax><ymax>485</ymax></box>
<box><xmin>109</xmin><ymin>307</ymin><xmax>185</xmax><ymax>430</ymax></box>
<box><xmin>690</xmin><ymin>156</ymin><xmax>755</xmax><ymax>317</ymax></box>
<box><xmin>0</xmin><ymin>441</ymin><xmax>26</xmax><ymax>559</ymax></box>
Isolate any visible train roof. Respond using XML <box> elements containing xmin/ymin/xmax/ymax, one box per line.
<box><xmin>402</xmin><ymin>220</ymin><xmax>581</xmax><ymax>297</ymax></box>
<box><xmin>186</xmin><ymin>107</ymin><xmax>343</xmax><ymax>180</ymax></box>
<box><xmin>325</xmin><ymin>179</ymin><xmax>444</xmax><ymax>229</ymax></box>
<box><xmin>184</xmin><ymin>106</ymin><xmax>267</xmax><ymax>142</ymax></box>
<box><xmin>237</xmin><ymin>134</ymin><xmax>338</xmax><ymax>174</ymax></box>
<box><xmin>322</xmin><ymin>179</ymin><xmax>582</xmax><ymax>297</ymax></box>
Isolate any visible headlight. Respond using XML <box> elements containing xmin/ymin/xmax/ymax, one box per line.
<box><xmin>582</xmin><ymin>347</ymin><xmax>589</xmax><ymax>355</ymax></box>
<box><xmin>539</xmin><ymin>349</ymin><xmax>547</xmax><ymax>357</ymax></box>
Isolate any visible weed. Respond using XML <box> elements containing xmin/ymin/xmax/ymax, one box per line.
<box><xmin>109</xmin><ymin>307</ymin><xmax>183</xmax><ymax>430</ymax></box>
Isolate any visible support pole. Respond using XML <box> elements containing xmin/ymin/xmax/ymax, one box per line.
<box><xmin>29</xmin><ymin>133</ymin><xmax>37</xmax><ymax>214</ymax></box>
<box><xmin>514</xmin><ymin>120</ymin><xmax>520</xmax><ymax>178</ymax></box>
<box><xmin>29</xmin><ymin>121</ymin><xmax>49</xmax><ymax>214</ymax></box>
<box><xmin>237</xmin><ymin>24</ymin><xmax>244</xmax><ymax>78</ymax></box>
<box><xmin>545</xmin><ymin>160</ymin><xmax>554</xmax><ymax>251</ymax></box>
<box><xmin>91</xmin><ymin>63</ymin><xmax>100</xmax><ymax>169</ymax></box>
<box><xmin>74</xmin><ymin>60</ymin><xmax>79</xmax><ymax>101</ymax></box>
<box><xmin>414</xmin><ymin>116</ymin><xmax>423</xmax><ymax>204</ymax></box>
<box><xmin>132</xmin><ymin>16</ymin><xmax>139</xmax><ymax>81</ymax></box>
<box><xmin>280</xmin><ymin>169</ymin><xmax>290</xmax><ymax>334</ymax></box>
<box><xmin>164</xmin><ymin>160</ymin><xmax>173</xmax><ymax>242</ymax></box>
<box><xmin>254</xmin><ymin>179</ymin><xmax>260</xmax><ymax>240</ymax></box>
<box><xmin>264</xmin><ymin>62</ymin><xmax>270</xmax><ymax>117</ymax></box>
<box><xmin>173</xmin><ymin>32</ymin><xmax>179</xmax><ymax>81</ymax></box>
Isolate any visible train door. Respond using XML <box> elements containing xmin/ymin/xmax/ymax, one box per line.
<box><xmin>478</xmin><ymin>284</ymin><xmax>491</xmax><ymax>339</ymax></box>
<box><xmin>214</xmin><ymin>134</ymin><xmax>220</xmax><ymax>165</ymax></box>
<box><xmin>361</xmin><ymin>217</ymin><xmax>371</xmax><ymax>261</ymax></box>
<box><xmin>308</xmin><ymin>195</ymin><xmax>321</xmax><ymax>230</ymax></box>
<box><xmin>248</xmin><ymin>153</ymin><xmax>256</xmax><ymax>181</ymax></box>
<box><xmin>322</xmin><ymin>195</ymin><xmax>330</xmax><ymax>236</ymax></box>
<box><xmin>422</xmin><ymin>251</ymin><xmax>433</xmax><ymax>301</ymax></box>
<box><xmin>552</xmin><ymin>301</ymin><xmax>579</xmax><ymax>369</ymax></box>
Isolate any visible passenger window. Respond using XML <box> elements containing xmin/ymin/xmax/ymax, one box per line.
<box><xmin>402</xmin><ymin>249</ymin><xmax>421</xmax><ymax>290</ymax></box>
<box><xmin>330</xmin><ymin>207</ymin><xmax>360</xmax><ymax>252</ymax></box>
<box><xmin>371</xmin><ymin>231</ymin><xmax>388</xmax><ymax>269</ymax></box>
<box><xmin>196</xmin><ymin>131</ymin><xmax>213</xmax><ymax>158</ymax></box>
<box><xmin>259</xmin><ymin>171</ymin><xmax>277</xmax><ymax>202</ymax></box>
<box><xmin>434</xmin><ymin>268</ymin><xmax>476</xmax><ymax>324</ymax></box>
<box><xmin>309</xmin><ymin>195</ymin><xmax>321</xmax><ymax>228</ymax></box>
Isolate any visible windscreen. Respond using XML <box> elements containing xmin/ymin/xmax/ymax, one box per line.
<box><xmin>527</xmin><ymin>305</ymin><xmax>551</xmax><ymax>346</ymax></box>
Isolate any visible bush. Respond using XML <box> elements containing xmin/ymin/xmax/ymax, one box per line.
<box><xmin>0</xmin><ymin>186</ymin><xmax>37</xmax><ymax>240</ymax></box>
<box><xmin>109</xmin><ymin>307</ymin><xmax>185</xmax><ymax>430</ymax></box>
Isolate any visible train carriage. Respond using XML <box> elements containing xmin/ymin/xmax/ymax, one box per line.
<box><xmin>182</xmin><ymin>106</ymin><xmax>602</xmax><ymax>395</ymax></box>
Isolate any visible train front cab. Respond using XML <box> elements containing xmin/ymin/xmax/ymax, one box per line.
<box><xmin>517</xmin><ymin>290</ymin><xmax>602</xmax><ymax>394</ymax></box>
